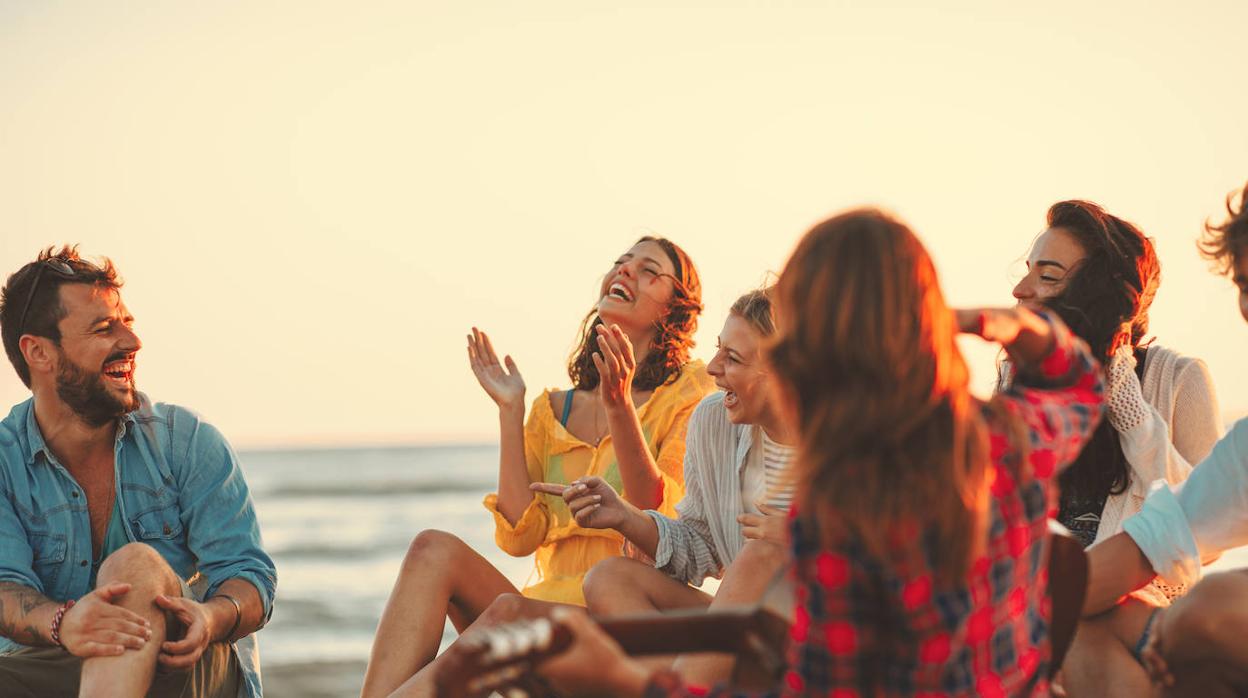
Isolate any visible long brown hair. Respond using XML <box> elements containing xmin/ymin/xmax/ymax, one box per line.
<box><xmin>1043</xmin><ymin>201</ymin><xmax>1159</xmax><ymax>507</ymax></box>
<box><xmin>567</xmin><ymin>236</ymin><xmax>702</xmax><ymax>391</ymax></box>
<box><xmin>768</xmin><ymin>209</ymin><xmax>991</xmax><ymax>583</ymax></box>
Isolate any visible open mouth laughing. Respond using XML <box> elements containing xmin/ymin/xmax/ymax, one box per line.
<box><xmin>102</xmin><ymin>355</ymin><xmax>136</xmax><ymax>387</ymax></box>
<box><xmin>605</xmin><ymin>280</ymin><xmax>635</xmax><ymax>303</ymax></box>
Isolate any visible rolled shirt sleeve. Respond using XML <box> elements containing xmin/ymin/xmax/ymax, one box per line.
<box><xmin>1124</xmin><ymin>418</ymin><xmax>1248</xmax><ymax>586</ymax></box>
<box><xmin>483</xmin><ymin>395</ymin><xmax>551</xmax><ymax>556</ymax></box>
<box><xmin>172</xmin><ymin>410</ymin><xmax>277</xmax><ymax>621</ymax></box>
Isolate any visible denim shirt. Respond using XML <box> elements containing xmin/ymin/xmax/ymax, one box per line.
<box><xmin>0</xmin><ymin>395</ymin><xmax>277</xmax><ymax>698</ymax></box>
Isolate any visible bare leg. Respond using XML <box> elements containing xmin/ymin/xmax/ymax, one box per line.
<box><xmin>583</xmin><ymin>557</ymin><xmax>713</xmax><ymax>617</ymax></box>
<box><xmin>397</xmin><ymin>593</ymin><xmax>569</xmax><ymax>697</ymax></box>
<box><xmin>1158</xmin><ymin>570</ymin><xmax>1248</xmax><ymax>698</ymax></box>
<box><xmin>674</xmin><ymin>540</ymin><xmax>788</xmax><ymax>687</ymax></box>
<box><xmin>360</xmin><ymin>530</ymin><xmax>519</xmax><ymax>698</ymax></box>
<box><xmin>80</xmin><ymin>543</ymin><xmax>182</xmax><ymax>698</ymax></box>
<box><xmin>581</xmin><ymin>557</ymin><xmax>714</xmax><ymax>674</ymax></box>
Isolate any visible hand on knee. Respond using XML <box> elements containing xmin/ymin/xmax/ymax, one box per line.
<box><xmin>58</xmin><ymin>583</ymin><xmax>154</xmax><ymax>658</ymax></box>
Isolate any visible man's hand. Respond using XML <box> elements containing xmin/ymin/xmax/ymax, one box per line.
<box><xmin>58</xmin><ymin>583</ymin><xmax>152</xmax><ymax>657</ymax></box>
<box><xmin>738</xmin><ymin>503</ymin><xmax>789</xmax><ymax>546</ymax></box>
<box><xmin>1140</xmin><ymin>609</ymin><xmax>1176</xmax><ymax>688</ymax></box>
<box><xmin>153</xmin><ymin>594</ymin><xmax>213</xmax><ymax>670</ymax></box>
<box><xmin>537</xmin><ymin>608</ymin><xmax>652</xmax><ymax>697</ymax></box>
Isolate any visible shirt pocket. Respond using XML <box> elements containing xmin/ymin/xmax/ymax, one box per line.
<box><xmin>130</xmin><ymin>502</ymin><xmax>184</xmax><ymax>541</ymax></box>
<box><xmin>29</xmin><ymin>531</ymin><xmax>69</xmax><ymax>582</ymax></box>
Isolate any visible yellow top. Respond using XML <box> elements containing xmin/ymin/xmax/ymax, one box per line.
<box><xmin>483</xmin><ymin>360</ymin><xmax>713</xmax><ymax>605</ymax></box>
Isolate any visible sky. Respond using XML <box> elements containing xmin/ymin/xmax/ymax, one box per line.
<box><xmin>1</xmin><ymin>1</ymin><xmax>1246</xmax><ymax>448</ymax></box>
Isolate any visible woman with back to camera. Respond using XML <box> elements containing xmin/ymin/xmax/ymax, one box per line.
<box><xmin>520</xmin><ymin>208</ymin><xmax>1106</xmax><ymax>696</ymax></box>
<box><xmin>360</xmin><ymin>236</ymin><xmax>713</xmax><ymax>697</ymax></box>
<box><xmin>1009</xmin><ymin>201</ymin><xmax>1222</xmax><ymax>696</ymax></box>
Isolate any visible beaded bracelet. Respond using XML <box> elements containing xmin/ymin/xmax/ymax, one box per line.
<box><xmin>50</xmin><ymin>599</ymin><xmax>75</xmax><ymax>647</ymax></box>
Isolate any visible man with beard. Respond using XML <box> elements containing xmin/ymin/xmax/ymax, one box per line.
<box><xmin>0</xmin><ymin>247</ymin><xmax>276</xmax><ymax>698</ymax></box>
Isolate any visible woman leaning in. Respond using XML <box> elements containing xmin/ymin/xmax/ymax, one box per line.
<box><xmin>360</xmin><ymin>236</ymin><xmax>713</xmax><ymax>697</ymax></box>
<box><xmin>540</xmin><ymin>287</ymin><xmax>798</xmax><ymax>684</ymax></box>
<box><xmin>527</xmin><ymin>208</ymin><xmax>1105</xmax><ymax>696</ymax></box>
<box><xmin>1009</xmin><ymin>201</ymin><xmax>1221</xmax><ymax>696</ymax></box>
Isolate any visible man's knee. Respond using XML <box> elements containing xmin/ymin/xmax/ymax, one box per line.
<box><xmin>97</xmin><ymin>543</ymin><xmax>179</xmax><ymax>594</ymax></box>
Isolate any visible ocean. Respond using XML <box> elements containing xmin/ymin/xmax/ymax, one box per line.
<box><xmin>241</xmin><ymin>443</ymin><xmax>1248</xmax><ymax>698</ymax></box>
<box><xmin>242</xmin><ymin>444</ymin><xmax>532</xmax><ymax>698</ymax></box>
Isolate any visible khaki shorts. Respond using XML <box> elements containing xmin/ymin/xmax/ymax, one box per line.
<box><xmin>0</xmin><ymin>641</ymin><xmax>240</xmax><ymax>698</ymax></box>
<box><xmin>0</xmin><ymin>578</ymin><xmax>241</xmax><ymax>698</ymax></box>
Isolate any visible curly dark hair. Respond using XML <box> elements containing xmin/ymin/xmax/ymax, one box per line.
<box><xmin>1</xmin><ymin>245</ymin><xmax>123</xmax><ymax>387</ymax></box>
<box><xmin>1198</xmin><ymin>180</ymin><xmax>1248</xmax><ymax>276</ymax></box>
<box><xmin>567</xmin><ymin>236</ymin><xmax>702</xmax><ymax>391</ymax></box>
<box><xmin>1042</xmin><ymin>201</ymin><xmax>1160</xmax><ymax>510</ymax></box>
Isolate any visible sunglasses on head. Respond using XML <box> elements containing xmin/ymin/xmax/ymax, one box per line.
<box><xmin>17</xmin><ymin>258</ymin><xmax>79</xmax><ymax>337</ymax></box>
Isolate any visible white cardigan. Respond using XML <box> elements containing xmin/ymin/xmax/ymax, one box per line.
<box><xmin>1095</xmin><ymin>345</ymin><xmax>1223</xmax><ymax>604</ymax></box>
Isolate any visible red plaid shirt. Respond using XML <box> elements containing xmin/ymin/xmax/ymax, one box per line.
<box><xmin>647</xmin><ymin>316</ymin><xmax>1104</xmax><ymax>697</ymax></box>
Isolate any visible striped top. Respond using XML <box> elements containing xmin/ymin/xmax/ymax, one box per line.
<box><xmin>761</xmin><ymin>431</ymin><xmax>795</xmax><ymax>509</ymax></box>
<box><xmin>648</xmin><ymin>391</ymin><xmax>797</xmax><ymax>586</ymax></box>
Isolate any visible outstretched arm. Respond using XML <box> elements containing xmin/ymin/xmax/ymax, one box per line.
<box><xmin>531</xmin><ymin>478</ymin><xmax>661</xmax><ymax>558</ymax></box>
<box><xmin>467</xmin><ymin>328</ymin><xmax>531</xmax><ymax>524</ymax></box>
<box><xmin>962</xmin><ymin>307</ymin><xmax>1105</xmax><ymax>474</ymax></box>
<box><xmin>1083</xmin><ymin>533</ymin><xmax>1157</xmax><ymax>615</ymax></box>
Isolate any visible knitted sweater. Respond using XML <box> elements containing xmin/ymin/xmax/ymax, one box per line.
<box><xmin>1095</xmin><ymin>345</ymin><xmax>1223</xmax><ymax>605</ymax></box>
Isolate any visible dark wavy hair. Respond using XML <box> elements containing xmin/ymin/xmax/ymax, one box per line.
<box><xmin>0</xmin><ymin>245</ymin><xmax>123</xmax><ymax>388</ymax></box>
<box><xmin>567</xmin><ymin>236</ymin><xmax>702</xmax><ymax>391</ymax></box>
<box><xmin>1043</xmin><ymin>200</ymin><xmax>1160</xmax><ymax>506</ymax></box>
<box><xmin>1198</xmin><ymin>180</ymin><xmax>1248</xmax><ymax>276</ymax></box>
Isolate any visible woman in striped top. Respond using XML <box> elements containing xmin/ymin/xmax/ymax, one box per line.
<box><xmin>533</xmin><ymin>287</ymin><xmax>799</xmax><ymax>685</ymax></box>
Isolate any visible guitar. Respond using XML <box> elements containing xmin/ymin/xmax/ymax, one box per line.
<box><xmin>438</xmin><ymin>525</ymin><xmax>1086</xmax><ymax>697</ymax></box>
<box><xmin>435</xmin><ymin>603</ymin><xmax>791</xmax><ymax>698</ymax></box>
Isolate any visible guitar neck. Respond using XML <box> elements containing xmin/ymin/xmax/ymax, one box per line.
<box><xmin>598</xmin><ymin>606</ymin><xmax>777</xmax><ymax>656</ymax></box>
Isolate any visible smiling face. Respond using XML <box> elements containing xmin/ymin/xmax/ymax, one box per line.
<box><xmin>1012</xmin><ymin>227</ymin><xmax>1087</xmax><ymax>311</ymax></box>
<box><xmin>596</xmin><ymin>240</ymin><xmax>678</xmax><ymax>333</ymax></box>
<box><xmin>706</xmin><ymin>314</ymin><xmax>782</xmax><ymax>427</ymax></box>
<box><xmin>48</xmin><ymin>283</ymin><xmax>142</xmax><ymax>424</ymax></box>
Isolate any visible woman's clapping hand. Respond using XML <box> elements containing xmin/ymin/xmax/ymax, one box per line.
<box><xmin>467</xmin><ymin>327</ymin><xmax>526</xmax><ymax>411</ymax></box>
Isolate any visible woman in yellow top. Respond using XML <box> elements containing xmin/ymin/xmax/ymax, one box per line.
<box><xmin>361</xmin><ymin>236</ymin><xmax>713</xmax><ymax>698</ymax></box>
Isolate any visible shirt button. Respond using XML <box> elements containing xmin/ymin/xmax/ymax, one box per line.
<box><xmin>71</xmin><ymin>491</ymin><xmax>79</xmax><ymax>498</ymax></box>
<box><xmin>163</xmin><ymin>524</ymin><xmax>172</xmax><ymax>535</ymax></box>
<box><xmin>80</xmin><ymin>560</ymin><xmax>88</xmax><ymax>567</ymax></box>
